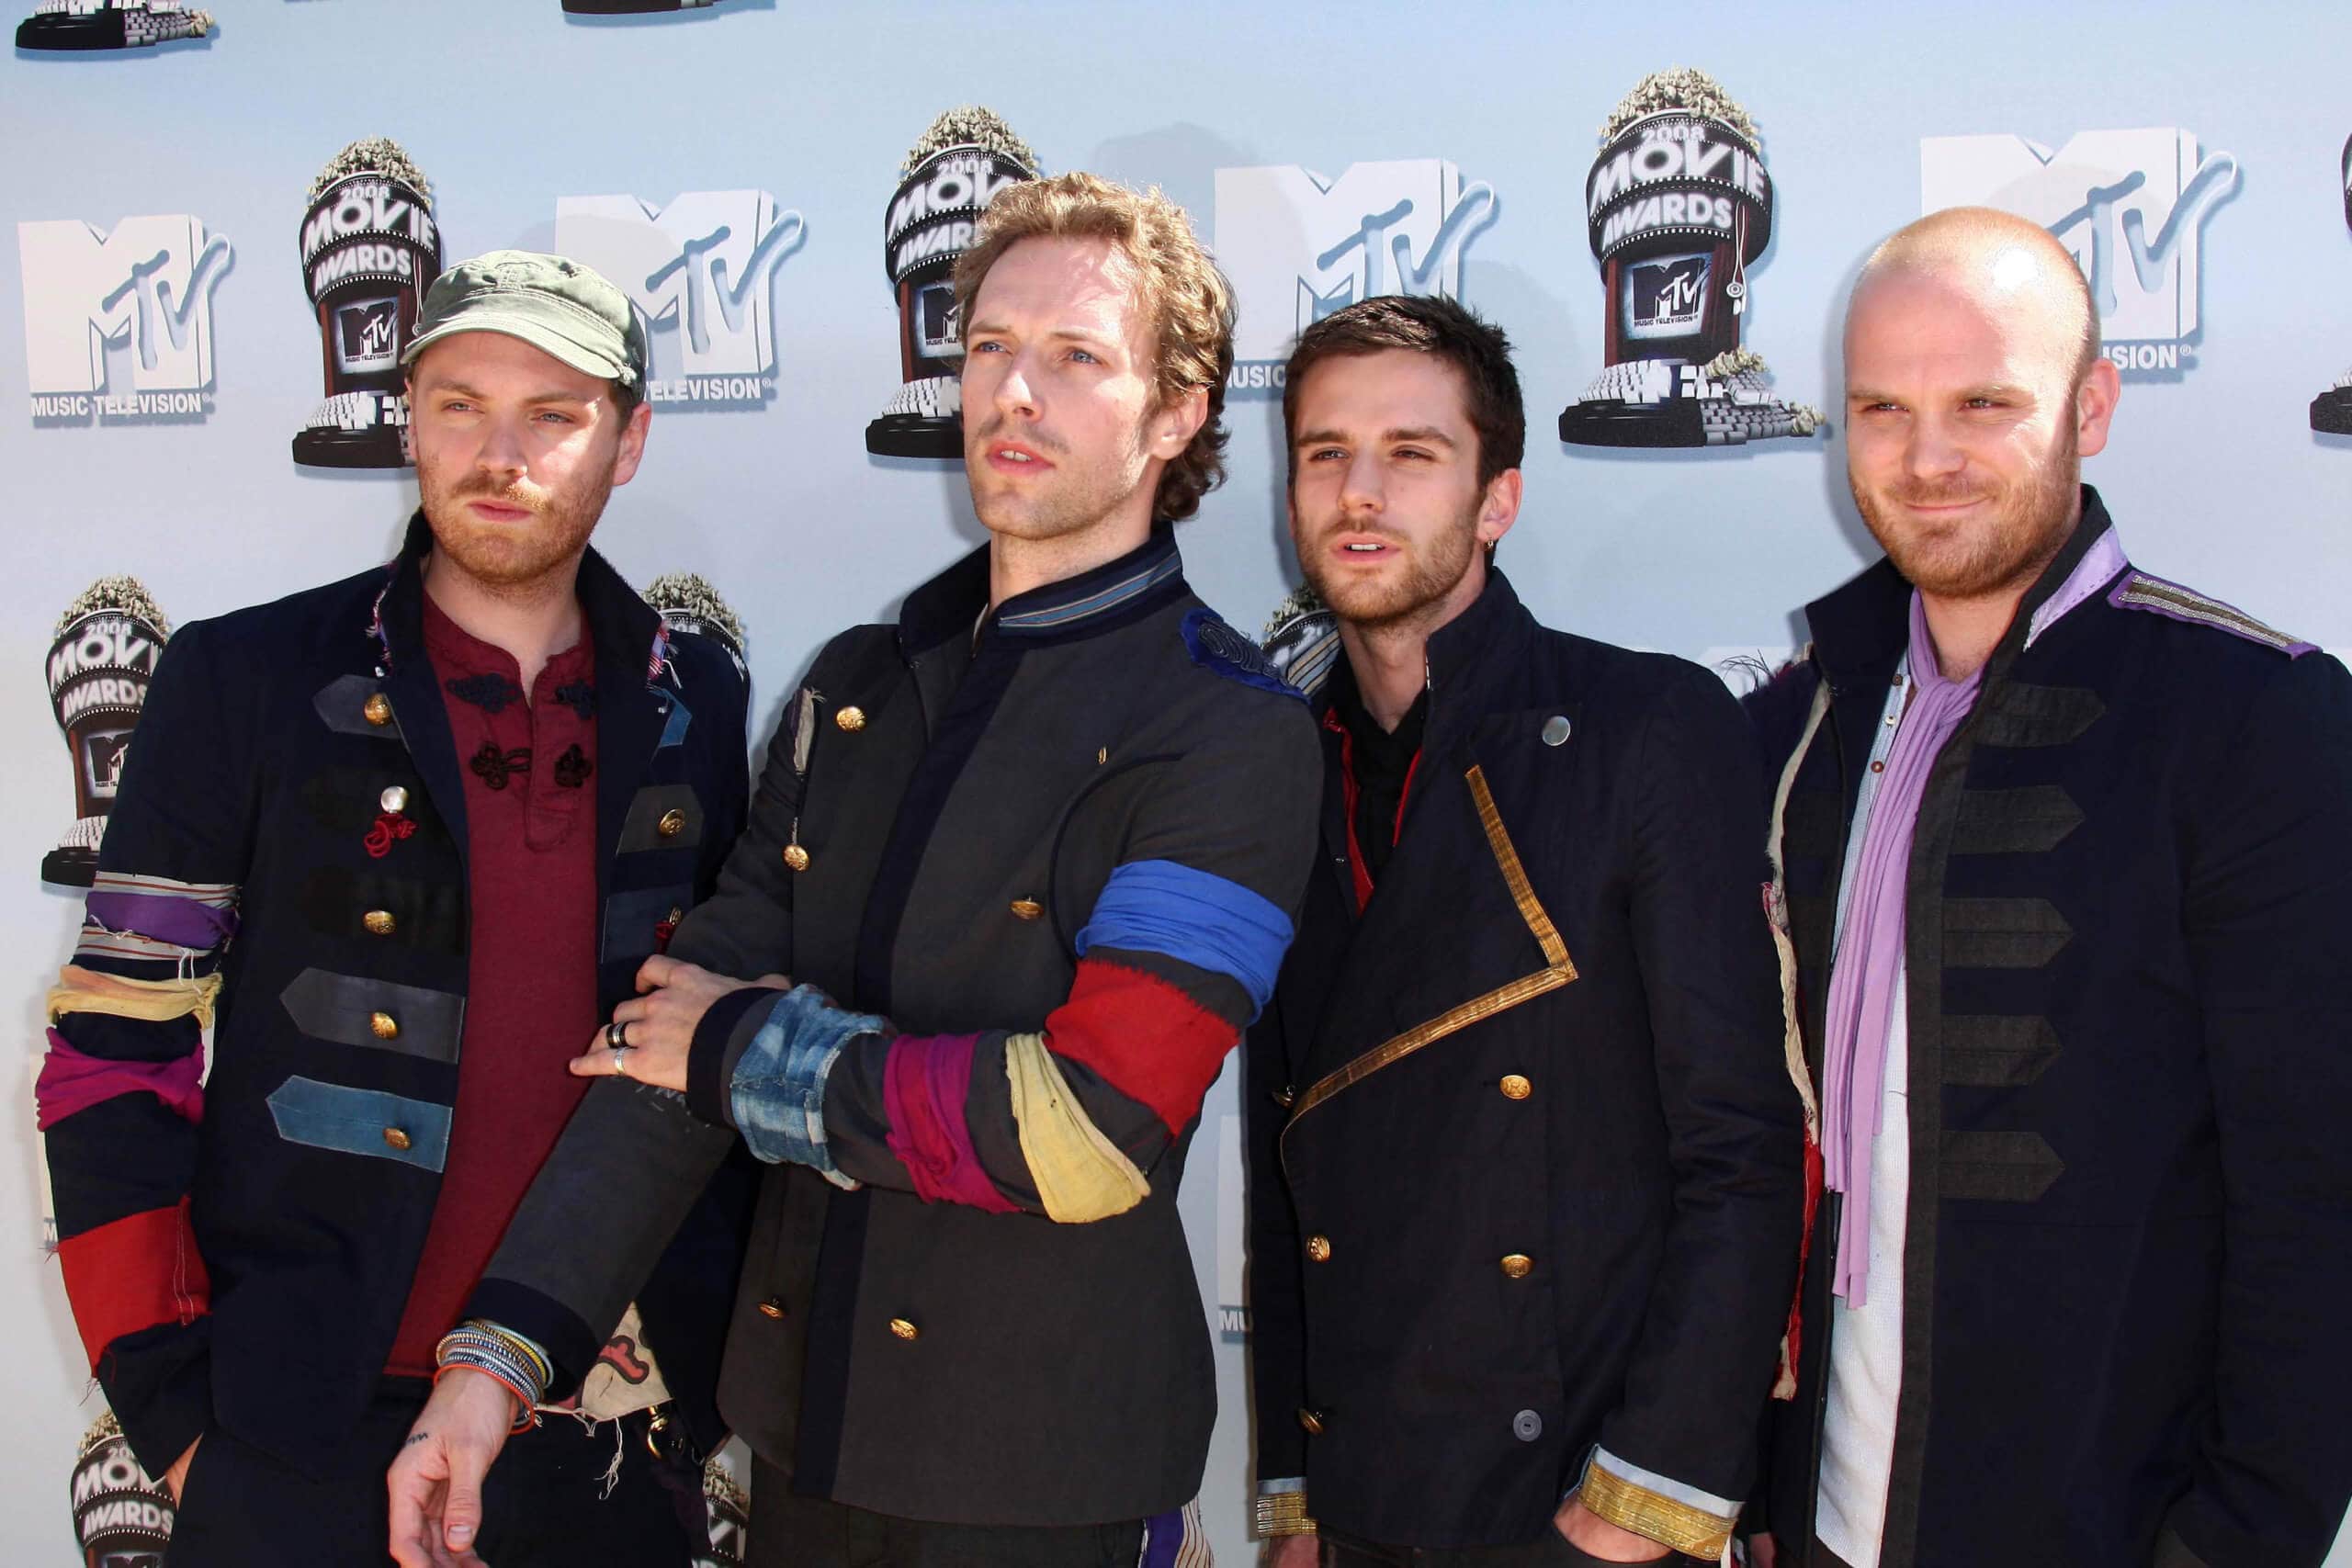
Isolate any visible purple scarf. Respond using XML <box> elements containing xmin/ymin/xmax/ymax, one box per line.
<box><xmin>1820</xmin><ymin>592</ymin><xmax>1982</xmax><ymax>1306</ymax></box>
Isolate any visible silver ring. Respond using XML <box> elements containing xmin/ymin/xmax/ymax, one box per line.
<box><xmin>605</xmin><ymin>1019</ymin><xmax>629</xmax><ymax>1050</ymax></box>
<box><xmin>612</xmin><ymin>1044</ymin><xmax>632</xmax><ymax>1076</ymax></box>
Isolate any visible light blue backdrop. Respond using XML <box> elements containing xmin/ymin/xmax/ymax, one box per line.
<box><xmin>5</xmin><ymin>2</ymin><xmax>2348</xmax><ymax>1562</ymax></box>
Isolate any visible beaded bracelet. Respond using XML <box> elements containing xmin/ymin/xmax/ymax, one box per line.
<box><xmin>434</xmin><ymin>1321</ymin><xmax>552</xmax><ymax>1434</ymax></box>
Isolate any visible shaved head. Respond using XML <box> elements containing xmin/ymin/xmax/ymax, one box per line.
<box><xmin>1851</xmin><ymin>207</ymin><xmax>2099</xmax><ymax>386</ymax></box>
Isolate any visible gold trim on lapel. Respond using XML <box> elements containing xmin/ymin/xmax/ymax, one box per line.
<box><xmin>1285</xmin><ymin>765</ymin><xmax>1577</xmax><ymax>1133</ymax></box>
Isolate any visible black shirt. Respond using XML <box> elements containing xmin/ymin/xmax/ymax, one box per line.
<box><xmin>1329</xmin><ymin>660</ymin><xmax>1427</xmax><ymax>888</ymax></box>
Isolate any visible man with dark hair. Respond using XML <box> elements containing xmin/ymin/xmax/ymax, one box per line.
<box><xmin>35</xmin><ymin>250</ymin><xmax>752</xmax><ymax>1564</ymax></box>
<box><xmin>1746</xmin><ymin>208</ymin><xmax>2352</xmax><ymax>1568</ymax></box>
<box><xmin>1246</xmin><ymin>292</ymin><xmax>1804</xmax><ymax>1565</ymax></box>
<box><xmin>391</xmin><ymin>173</ymin><xmax>1321</xmax><ymax>1568</ymax></box>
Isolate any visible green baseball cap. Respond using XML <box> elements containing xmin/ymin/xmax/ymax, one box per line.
<box><xmin>402</xmin><ymin>249</ymin><xmax>649</xmax><ymax>390</ymax></box>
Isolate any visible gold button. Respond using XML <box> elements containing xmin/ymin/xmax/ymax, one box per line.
<box><xmin>835</xmin><ymin>705</ymin><xmax>866</xmax><ymax>732</ymax></box>
<box><xmin>363</xmin><ymin>693</ymin><xmax>393</xmax><ymax>727</ymax></box>
<box><xmin>1500</xmin><ymin>1254</ymin><xmax>1533</xmax><ymax>1279</ymax></box>
<box><xmin>363</xmin><ymin>909</ymin><xmax>396</xmax><ymax>937</ymax></box>
<box><xmin>1273</xmin><ymin>1084</ymin><xmax>1296</xmax><ymax>1110</ymax></box>
<box><xmin>757</xmin><ymin>1298</ymin><xmax>785</xmax><ymax>1320</ymax></box>
<box><xmin>1306</xmin><ymin>1235</ymin><xmax>1331</xmax><ymax>1263</ymax></box>
<box><xmin>1009</xmin><ymin>898</ymin><xmax>1044</xmax><ymax>921</ymax></box>
<box><xmin>657</xmin><ymin>807</ymin><xmax>687</xmax><ymax>839</ymax></box>
<box><xmin>782</xmin><ymin>843</ymin><xmax>810</xmax><ymax>872</ymax></box>
<box><xmin>888</xmin><ymin>1317</ymin><xmax>919</xmax><ymax>1341</ymax></box>
<box><xmin>382</xmin><ymin>1126</ymin><xmax>412</xmax><ymax>1151</ymax></box>
<box><xmin>1499</xmin><ymin>1074</ymin><xmax>1532</xmax><ymax>1100</ymax></box>
<box><xmin>369</xmin><ymin>1010</ymin><xmax>399</xmax><ymax>1040</ymax></box>
<box><xmin>1097</xmin><ymin>746</ymin><xmax>1109</xmax><ymax>765</ymax></box>
<box><xmin>1297</xmin><ymin>1408</ymin><xmax>1326</xmax><ymax>1435</ymax></box>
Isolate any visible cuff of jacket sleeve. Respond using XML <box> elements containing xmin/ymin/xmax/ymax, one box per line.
<box><xmin>687</xmin><ymin>986</ymin><xmax>775</xmax><ymax>1127</ymax></box>
<box><xmin>97</xmin><ymin>1318</ymin><xmax>213</xmax><ymax>1481</ymax></box>
<box><xmin>1578</xmin><ymin>1450</ymin><xmax>1740</xmax><ymax>1560</ymax></box>
<box><xmin>462</xmin><ymin>1278</ymin><xmax>601</xmax><ymax>1404</ymax></box>
<box><xmin>730</xmin><ymin>985</ymin><xmax>886</xmax><ymax>1186</ymax></box>
<box><xmin>1252</xmin><ymin>1482</ymin><xmax>1315</xmax><ymax>1538</ymax></box>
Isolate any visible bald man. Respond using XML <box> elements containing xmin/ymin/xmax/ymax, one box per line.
<box><xmin>1743</xmin><ymin>208</ymin><xmax>2352</xmax><ymax>1568</ymax></box>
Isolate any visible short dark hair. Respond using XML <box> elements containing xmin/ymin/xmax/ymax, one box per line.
<box><xmin>1280</xmin><ymin>294</ymin><xmax>1524</xmax><ymax>490</ymax></box>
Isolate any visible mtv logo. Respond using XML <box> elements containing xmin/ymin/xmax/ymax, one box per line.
<box><xmin>17</xmin><ymin>216</ymin><xmax>232</xmax><ymax>395</ymax></box>
<box><xmin>334</xmin><ymin>297</ymin><xmax>400</xmax><ymax>373</ymax></box>
<box><xmin>1628</xmin><ymin>253</ymin><xmax>1710</xmax><ymax>337</ymax></box>
<box><xmin>555</xmin><ymin>191</ymin><xmax>805</xmax><ymax>378</ymax></box>
<box><xmin>1919</xmin><ymin>129</ymin><xmax>2239</xmax><ymax>345</ymax></box>
<box><xmin>1216</xmin><ymin>160</ymin><xmax>1497</xmax><ymax>366</ymax></box>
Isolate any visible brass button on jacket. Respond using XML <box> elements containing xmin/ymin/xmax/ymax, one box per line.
<box><xmin>368</xmin><ymin>1010</ymin><xmax>400</xmax><ymax>1041</ymax></box>
<box><xmin>835</xmin><ymin>705</ymin><xmax>867</xmax><ymax>732</ymax></box>
<box><xmin>381</xmin><ymin>1127</ymin><xmax>412</xmax><ymax>1152</ymax></box>
<box><xmin>1500</xmin><ymin>1254</ymin><xmax>1533</xmax><ymax>1279</ymax></box>
<box><xmin>1499</xmin><ymin>1074</ymin><xmax>1532</xmax><ymax>1100</ymax></box>
<box><xmin>782</xmin><ymin>843</ymin><xmax>810</xmax><ymax>872</ymax></box>
<box><xmin>888</xmin><ymin>1317</ymin><xmax>920</xmax><ymax>1341</ymax></box>
<box><xmin>1297</xmin><ymin>1408</ymin><xmax>1326</xmax><ymax>1436</ymax></box>
<box><xmin>1009</xmin><ymin>898</ymin><xmax>1044</xmax><ymax>921</ymax></box>
<box><xmin>1306</xmin><ymin>1235</ymin><xmax>1332</xmax><ymax>1263</ymax></box>
<box><xmin>757</xmin><ymin>1298</ymin><xmax>786</xmax><ymax>1320</ymax></box>
<box><xmin>362</xmin><ymin>909</ymin><xmax>397</xmax><ymax>937</ymax></box>
<box><xmin>656</xmin><ymin>807</ymin><xmax>688</xmax><ymax>839</ymax></box>
<box><xmin>362</xmin><ymin>693</ymin><xmax>392</xmax><ymax>727</ymax></box>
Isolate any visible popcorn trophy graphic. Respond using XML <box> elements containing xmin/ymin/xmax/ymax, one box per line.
<box><xmin>1260</xmin><ymin>585</ymin><xmax>1340</xmax><ymax>703</ymax></box>
<box><xmin>1558</xmin><ymin>68</ymin><xmax>1821</xmax><ymax>448</ymax></box>
<box><xmin>44</xmin><ymin>578</ymin><xmax>170</xmax><ymax>888</ymax></box>
<box><xmin>16</xmin><ymin>0</ymin><xmax>209</xmax><ymax>50</ymax></box>
<box><xmin>2313</xmin><ymin>132</ymin><xmax>2352</xmax><ymax>436</ymax></box>
<box><xmin>645</xmin><ymin>572</ymin><xmax>748</xmax><ymax>682</ymax></box>
<box><xmin>69</xmin><ymin>1410</ymin><xmax>176</xmax><ymax>1568</ymax></box>
<box><xmin>293</xmin><ymin>138</ymin><xmax>443</xmax><ymax>468</ymax></box>
<box><xmin>866</xmin><ymin>107</ymin><xmax>1040</xmax><ymax>458</ymax></box>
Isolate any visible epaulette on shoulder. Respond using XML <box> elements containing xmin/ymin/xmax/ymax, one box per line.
<box><xmin>1181</xmin><ymin>606</ymin><xmax>1306</xmax><ymax>703</ymax></box>
<box><xmin>2106</xmin><ymin>571</ymin><xmax>2316</xmax><ymax>658</ymax></box>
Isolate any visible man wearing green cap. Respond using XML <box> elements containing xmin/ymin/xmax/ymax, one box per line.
<box><xmin>34</xmin><ymin>250</ymin><xmax>752</xmax><ymax>1563</ymax></box>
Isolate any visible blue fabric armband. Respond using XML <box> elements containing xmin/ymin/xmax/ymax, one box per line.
<box><xmin>1075</xmin><ymin>858</ymin><xmax>1294</xmax><ymax>1016</ymax></box>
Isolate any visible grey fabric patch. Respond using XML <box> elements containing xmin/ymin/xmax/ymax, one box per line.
<box><xmin>1940</xmin><ymin>1129</ymin><xmax>2064</xmax><ymax>1201</ymax></box>
<box><xmin>1951</xmin><ymin>785</ymin><xmax>2085</xmax><ymax>856</ymax></box>
<box><xmin>1941</xmin><ymin>1015</ymin><xmax>2063</xmax><ymax>1087</ymax></box>
<box><xmin>617</xmin><ymin>784</ymin><xmax>703</xmax><ymax>853</ymax></box>
<box><xmin>1974</xmin><ymin>682</ymin><xmax>2105</xmax><ymax>749</ymax></box>
<box><xmin>1942</xmin><ymin>897</ymin><xmax>2072</xmax><ymax>968</ymax></box>
<box><xmin>278</xmin><ymin>965</ymin><xmax>464</xmax><ymax>1064</ymax></box>
<box><xmin>312</xmin><ymin>673</ymin><xmax>403</xmax><ymax>739</ymax></box>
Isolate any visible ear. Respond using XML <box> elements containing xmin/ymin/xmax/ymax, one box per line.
<box><xmin>1476</xmin><ymin>467</ymin><xmax>1523</xmax><ymax>548</ymax></box>
<box><xmin>1149</xmin><ymin>384</ymin><xmax>1210</xmax><ymax>457</ymax></box>
<box><xmin>2073</xmin><ymin>356</ymin><xmax>2120</xmax><ymax>459</ymax></box>
<box><xmin>610</xmin><ymin>399</ymin><xmax>653</xmax><ymax>488</ymax></box>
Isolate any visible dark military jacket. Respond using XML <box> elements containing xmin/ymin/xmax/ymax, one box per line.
<box><xmin>1747</xmin><ymin>489</ymin><xmax>2352</xmax><ymax>1568</ymax></box>
<box><xmin>476</xmin><ymin>527</ymin><xmax>1322</xmax><ymax>1526</ymax></box>
<box><xmin>40</xmin><ymin>513</ymin><xmax>750</xmax><ymax>1479</ymax></box>
<box><xmin>1246</xmin><ymin>569</ymin><xmax>1805</xmax><ymax>1551</ymax></box>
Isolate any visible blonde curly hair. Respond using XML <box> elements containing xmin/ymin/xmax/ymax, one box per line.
<box><xmin>953</xmin><ymin>173</ymin><xmax>1235</xmax><ymax>523</ymax></box>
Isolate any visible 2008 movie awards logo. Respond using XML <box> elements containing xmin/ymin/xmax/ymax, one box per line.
<box><xmin>18</xmin><ymin>214</ymin><xmax>233</xmax><ymax>424</ymax></box>
<box><xmin>1921</xmin><ymin>127</ymin><xmax>2240</xmax><ymax>378</ymax></box>
<box><xmin>554</xmin><ymin>191</ymin><xmax>805</xmax><ymax>408</ymax></box>
<box><xmin>1215</xmin><ymin>159</ymin><xmax>1498</xmax><ymax>390</ymax></box>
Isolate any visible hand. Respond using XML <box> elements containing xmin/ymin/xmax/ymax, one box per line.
<box><xmin>162</xmin><ymin>1435</ymin><xmax>199</xmax><ymax>1504</ymax></box>
<box><xmin>1554</xmin><ymin>1496</ymin><xmax>1671</xmax><ymax>1562</ymax></box>
<box><xmin>1262</xmin><ymin>1533</ymin><xmax>1319</xmax><ymax>1567</ymax></box>
<box><xmin>568</xmin><ymin>955</ymin><xmax>790</xmax><ymax>1093</ymax></box>
<box><xmin>1744</xmin><ymin>1535</ymin><xmax>1779</xmax><ymax>1567</ymax></box>
<box><xmin>387</xmin><ymin>1369</ymin><xmax>520</xmax><ymax>1567</ymax></box>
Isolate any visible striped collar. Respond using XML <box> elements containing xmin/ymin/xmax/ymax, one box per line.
<box><xmin>901</xmin><ymin>525</ymin><xmax>1185</xmax><ymax>649</ymax></box>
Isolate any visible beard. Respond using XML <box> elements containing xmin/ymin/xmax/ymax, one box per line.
<box><xmin>418</xmin><ymin>455</ymin><xmax>614</xmax><ymax>592</ymax></box>
<box><xmin>964</xmin><ymin>414</ymin><xmax>1152</xmax><ymax>542</ymax></box>
<box><xmin>1299</xmin><ymin>493</ymin><xmax>1483</xmax><ymax>633</ymax></box>
<box><xmin>1851</xmin><ymin>423</ymin><xmax>2080</xmax><ymax>600</ymax></box>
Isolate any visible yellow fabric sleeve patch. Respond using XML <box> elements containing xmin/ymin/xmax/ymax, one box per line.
<box><xmin>47</xmin><ymin>965</ymin><xmax>222</xmax><ymax>1030</ymax></box>
<box><xmin>1004</xmin><ymin>1031</ymin><xmax>1150</xmax><ymax>1224</ymax></box>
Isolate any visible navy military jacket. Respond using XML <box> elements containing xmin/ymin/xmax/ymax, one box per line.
<box><xmin>1246</xmin><ymin>569</ymin><xmax>1804</xmax><ymax>1550</ymax></box>
<box><xmin>40</xmin><ymin>513</ymin><xmax>750</xmax><ymax>1479</ymax></box>
<box><xmin>1748</xmin><ymin>490</ymin><xmax>2352</xmax><ymax>1568</ymax></box>
<box><xmin>474</xmin><ymin>528</ymin><xmax>1322</xmax><ymax>1527</ymax></box>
